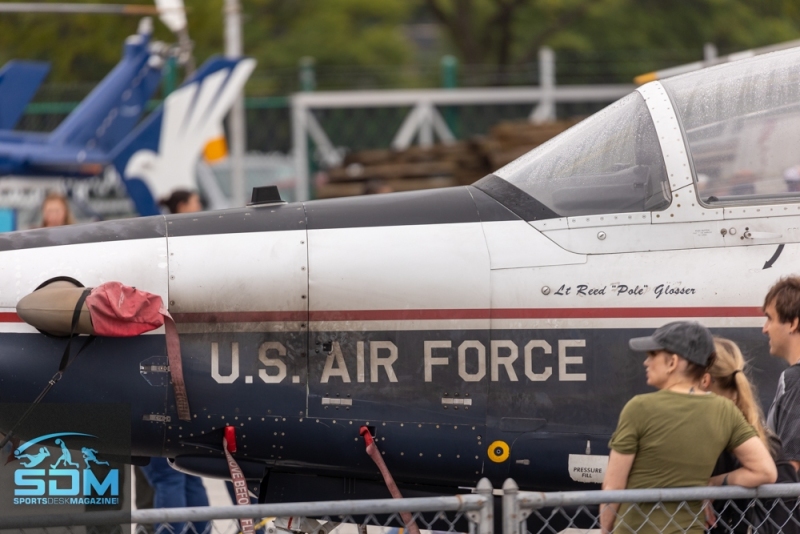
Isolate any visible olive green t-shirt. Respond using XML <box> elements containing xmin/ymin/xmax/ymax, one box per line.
<box><xmin>608</xmin><ymin>390</ymin><xmax>758</xmax><ymax>534</ymax></box>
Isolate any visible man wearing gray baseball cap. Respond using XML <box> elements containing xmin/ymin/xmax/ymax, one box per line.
<box><xmin>599</xmin><ymin>321</ymin><xmax>776</xmax><ymax>534</ymax></box>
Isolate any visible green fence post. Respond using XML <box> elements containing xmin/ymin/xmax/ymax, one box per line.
<box><xmin>299</xmin><ymin>56</ymin><xmax>316</xmax><ymax>92</ymax></box>
<box><xmin>440</xmin><ymin>55</ymin><xmax>459</xmax><ymax>138</ymax></box>
<box><xmin>441</xmin><ymin>55</ymin><xmax>458</xmax><ymax>89</ymax></box>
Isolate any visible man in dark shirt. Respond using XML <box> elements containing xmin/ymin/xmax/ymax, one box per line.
<box><xmin>763</xmin><ymin>277</ymin><xmax>800</xmax><ymax>471</ymax></box>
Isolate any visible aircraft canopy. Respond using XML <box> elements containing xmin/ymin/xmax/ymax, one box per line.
<box><xmin>493</xmin><ymin>46</ymin><xmax>800</xmax><ymax>219</ymax></box>
<box><xmin>662</xmin><ymin>47</ymin><xmax>800</xmax><ymax>204</ymax></box>
<box><xmin>493</xmin><ymin>91</ymin><xmax>671</xmax><ymax>218</ymax></box>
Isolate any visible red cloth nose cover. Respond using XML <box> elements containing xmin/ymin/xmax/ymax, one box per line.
<box><xmin>85</xmin><ymin>281</ymin><xmax>190</xmax><ymax>421</ymax></box>
<box><xmin>85</xmin><ymin>281</ymin><xmax>166</xmax><ymax>337</ymax></box>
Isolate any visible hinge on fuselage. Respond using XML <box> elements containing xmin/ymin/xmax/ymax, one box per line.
<box><xmin>442</xmin><ymin>397</ymin><xmax>472</xmax><ymax>406</ymax></box>
<box><xmin>142</xmin><ymin>414</ymin><xmax>171</xmax><ymax>423</ymax></box>
<box><xmin>321</xmin><ymin>398</ymin><xmax>353</xmax><ymax>406</ymax></box>
<box><xmin>140</xmin><ymin>364</ymin><xmax>169</xmax><ymax>373</ymax></box>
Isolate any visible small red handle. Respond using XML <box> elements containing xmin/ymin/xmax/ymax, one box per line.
<box><xmin>224</xmin><ymin>425</ymin><xmax>237</xmax><ymax>453</ymax></box>
<box><xmin>359</xmin><ymin>426</ymin><xmax>373</xmax><ymax>447</ymax></box>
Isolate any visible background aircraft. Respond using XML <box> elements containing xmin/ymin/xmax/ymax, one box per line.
<box><xmin>0</xmin><ymin>60</ymin><xmax>50</xmax><ymax>130</ymax></box>
<box><xmin>111</xmin><ymin>56</ymin><xmax>255</xmax><ymax>215</ymax></box>
<box><xmin>0</xmin><ymin>17</ymin><xmax>253</xmax><ymax>217</ymax></box>
<box><xmin>1</xmin><ymin>43</ymin><xmax>798</xmax><ymax>509</ymax></box>
<box><xmin>0</xmin><ymin>19</ymin><xmax>162</xmax><ymax>179</ymax></box>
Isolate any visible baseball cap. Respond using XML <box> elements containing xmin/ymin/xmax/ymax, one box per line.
<box><xmin>629</xmin><ymin>321</ymin><xmax>715</xmax><ymax>367</ymax></box>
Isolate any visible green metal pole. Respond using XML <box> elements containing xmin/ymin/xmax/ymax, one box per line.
<box><xmin>440</xmin><ymin>55</ymin><xmax>459</xmax><ymax>138</ymax></box>
<box><xmin>441</xmin><ymin>55</ymin><xmax>458</xmax><ymax>88</ymax></box>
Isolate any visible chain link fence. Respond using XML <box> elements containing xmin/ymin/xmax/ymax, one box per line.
<box><xmin>5</xmin><ymin>478</ymin><xmax>800</xmax><ymax>534</ymax></box>
<box><xmin>504</xmin><ymin>480</ymin><xmax>800</xmax><ymax>534</ymax></box>
<box><xmin>0</xmin><ymin>480</ymin><xmax>493</xmax><ymax>534</ymax></box>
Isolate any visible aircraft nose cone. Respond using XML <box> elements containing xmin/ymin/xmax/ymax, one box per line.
<box><xmin>16</xmin><ymin>282</ymin><xmax>94</xmax><ymax>336</ymax></box>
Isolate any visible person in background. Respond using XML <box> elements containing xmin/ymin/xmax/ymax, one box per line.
<box><xmin>706</xmin><ymin>338</ymin><xmax>769</xmax><ymax>447</ymax></box>
<box><xmin>763</xmin><ymin>277</ymin><xmax>800</xmax><ymax>471</ymax></box>
<box><xmin>160</xmin><ymin>190</ymin><xmax>203</xmax><ymax>214</ymax></box>
<box><xmin>134</xmin><ymin>465</ymin><xmax>155</xmax><ymax>534</ymax></box>
<box><xmin>705</xmin><ymin>338</ymin><xmax>799</xmax><ymax>534</ymax></box>
<box><xmin>40</xmin><ymin>192</ymin><xmax>75</xmax><ymax>227</ymax></box>
<box><xmin>600</xmin><ymin>321</ymin><xmax>776</xmax><ymax>534</ymax></box>
<box><xmin>140</xmin><ymin>459</ymin><xmax>210</xmax><ymax>534</ymax></box>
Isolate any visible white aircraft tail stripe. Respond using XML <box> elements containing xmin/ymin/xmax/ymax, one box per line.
<box><xmin>123</xmin><ymin>58</ymin><xmax>255</xmax><ymax>203</ymax></box>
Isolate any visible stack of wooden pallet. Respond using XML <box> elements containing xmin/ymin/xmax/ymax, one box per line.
<box><xmin>316</xmin><ymin>118</ymin><xmax>580</xmax><ymax>198</ymax></box>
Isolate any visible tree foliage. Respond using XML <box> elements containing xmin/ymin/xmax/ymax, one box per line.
<box><xmin>0</xmin><ymin>0</ymin><xmax>223</xmax><ymax>83</ymax></box>
<box><xmin>244</xmin><ymin>0</ymin><xmax>412</xmax><ymax>67</ymax></box>
<box><xmin>426</xmin><ymin>0</ymin><xmax>800</xmax><ymax>66</ymax></box>
<box><xmin>0</xmin><ymin>0</ymin><xmax>412</xmax><ymax>88</ymax></box>
<box><xmin>1</xmin><ymin>0</ymin><xmax>800</xmax><ymax>89</ymax></box>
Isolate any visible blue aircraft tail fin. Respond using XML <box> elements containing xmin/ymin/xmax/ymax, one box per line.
<box><xmin>0</xmin><ymin>60</ymin><xmax>50</xmax><ymax>130</ymax></box>
<box><xmin>111</xmin><ymin>56</ymin><xmax>256</xmax><ymax>216</ymax></box>
<box><xmin>48</xmin><ymin>26</ymin><xmax>162</xmax><ymax>153</ymax></box>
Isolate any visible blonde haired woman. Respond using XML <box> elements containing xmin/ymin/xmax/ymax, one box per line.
<box><xmin>705</xmin><ymin>338</ymin><xmax>768</xmax><ymax>448</ymax></box>
<box><xmin>705</xmin><ymin>338</ymin><xmax>799</xmax><ymax>534</ymax></box>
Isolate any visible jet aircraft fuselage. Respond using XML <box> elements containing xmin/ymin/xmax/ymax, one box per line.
<box><xmin>2</xmin><ymin>45</ymin><xmax>800</xmax><ymax>501</ymax></box>
<box><xmin>0</xmin><ymin>184</ymin><xmax>790</xmax><ymax>498</ymax></box>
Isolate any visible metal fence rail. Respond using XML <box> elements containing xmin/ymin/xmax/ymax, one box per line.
<box><xmin>0</xmin><ymin>479</ymin><xmax>494</xmax><ymax>534</ymax></box>
<box><xmin>7</xmin><ymin>478</ymin><xmax>800</xmax><ymax>534</ymax></box>
<box><xmin>505</xmin><ymin>479</ymin><xmax>800</xmax><ymax>534</ymax></box>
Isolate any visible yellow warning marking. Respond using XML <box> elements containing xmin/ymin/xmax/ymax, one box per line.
<box><xmin>204</xmin><ymin>136</ymin><xmax>228</xmax><ymax>163</ymax></box>
<box><xmin>488</xmin><ymin>440</ymin><xmax>509</xmax><ymax>463</ymax></box>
